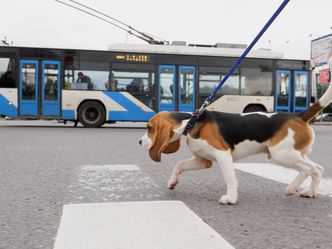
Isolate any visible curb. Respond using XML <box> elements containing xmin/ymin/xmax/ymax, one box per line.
<box><xmin>313</xmin><ymin>121</ymin><xmax>332</xmax><ymax>126</ymax></box>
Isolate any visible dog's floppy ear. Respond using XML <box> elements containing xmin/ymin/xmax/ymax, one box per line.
<box><xmin>162</xmin><ymin>139</ymin><xmax>180</xmax><ymax>154</ymax></box>
<box><xmin>149</xmin><ymin>121</ymin><xmax>180</xmax><ymax>162</ymax></box>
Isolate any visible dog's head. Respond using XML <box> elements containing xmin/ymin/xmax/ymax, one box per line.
<box><xmin>139</xmin><ymin>112</ymin><xmax>181</xmax><ymax>162</ymax></box>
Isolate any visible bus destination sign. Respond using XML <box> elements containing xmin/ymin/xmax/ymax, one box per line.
<box><xmin>115</xmin><ymin>54</ymin><xmax>149</xmax><ymax>63</ymax></box>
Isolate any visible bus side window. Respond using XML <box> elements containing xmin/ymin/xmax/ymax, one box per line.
<box><xmin>126</xmin><ymin>78</ymin><xmax>144</xmax><ymax>93</ymax></box>
<box><xmin>106</xmin><ymin>73</ymin><xmax>118</xmax><ymax>91</ymax></box>
<box><xmin>0</xmin><ymin>70</ymin><xmax>15</xmax><ymax>88</ymax></box>
<box><xmin>0</xmin><ymin>58</ymin><xmax>16</xmax><ymax>88</ymax></box>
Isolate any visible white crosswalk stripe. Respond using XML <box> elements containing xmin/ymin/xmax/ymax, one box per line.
<box><xmin>69</xmin><ymin>164</ymin><xmax>161</xmax><ymax>202</ymax></box>
<box><xmin>54</xmin><ymin>201</ymin><xmax>235</xmax><ymax>249</ymax></box>
<box><xmin>235</xmin><ymin>163</ymin><xmax>332</xmax><ymax>197</ymax></box>
<box><xmin>54</xmin><ymin>164</ymin><xmax>235</xmax><ymax>249</ymax></box>
<box><xmin>55</xmin><ymin>162</ymin><xmax>331</xmax><ymax>248</ymax></box>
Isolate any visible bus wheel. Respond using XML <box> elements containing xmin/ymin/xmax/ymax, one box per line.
<box><xmin>243</xmin><ymin>104</ymin><xmax>266</xmax><ymax>113</ymax></box>
<box><xmin>78</xmin><ymin>101</ymin><xmax>105</xmax><ymax>128</ymax></box>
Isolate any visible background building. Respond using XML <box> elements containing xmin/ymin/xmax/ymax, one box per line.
<box><xmin>311</xmin><ymin>33</ymin><xmax>332</xmax><ymax>112</ymax></box>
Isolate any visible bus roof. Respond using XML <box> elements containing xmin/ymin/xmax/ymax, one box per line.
<box><xmin>108</xmin><ymin>43</ymin><xmax>284</xmax><ymax>59</ymax></box>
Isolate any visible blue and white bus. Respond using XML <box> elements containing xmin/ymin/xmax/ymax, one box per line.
<box><xmin>0</xmin><ymin>43</ymin><xmax>311</xmax><ymax>127</ymax></box>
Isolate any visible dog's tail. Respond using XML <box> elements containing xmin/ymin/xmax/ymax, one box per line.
<box><xmin>301</xmin><ymin>56</ymin><xmax>332</xmax><ymax>122</ymax></box>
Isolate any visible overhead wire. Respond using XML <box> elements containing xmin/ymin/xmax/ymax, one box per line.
<box><xmin>68</xmin><ymin>0</ymin><xmax>135</xmax><ymax>32</ymax></box>
<box><xmin>68</xmin><ymin>0</ymin><xmax>162</xmax><ymax>43</ymax></box>
<box><xmin>54</xmin><ymin>0</ymin><xmax>168</xmax><ymax>44</ymax></box>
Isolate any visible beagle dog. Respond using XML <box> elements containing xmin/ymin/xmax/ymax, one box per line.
<box><xmin>139</xmin><ymin>57</ymin><xmax>332</xmax><ymax>205</ymax></box>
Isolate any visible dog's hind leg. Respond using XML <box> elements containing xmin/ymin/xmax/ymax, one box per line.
<box><xmin>285</xmin><ymin>162</ymin><xmax>312</xmax><ymax>196</ymax></box>
<box><xmin>270</xmin><ymin>148</ymin><xmax>322</xmax><ymax>197</ymax></box>
<box><xmin>167</xmin><ymin>156</ymin><xmax>212</xmax><ymax>189</ymax></box>
<box><xmin>284</xmin><ymin>157</ymin><xmax>322</xmax><ymax>198</ymax></box>
<box><xmin>299</xmin><ymin>156</ymin><xmax>323</xmax><ymax>198</ymax></box>
<box><xmin>269</xmin><ymin>146</ymin><xmax>309</xmax><ymax>195</ymax></box>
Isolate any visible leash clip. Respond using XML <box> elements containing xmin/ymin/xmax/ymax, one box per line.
<box><xmin>183</xmin><ymin>100</ymin><xmax>210</xmax><ymax>136</ymax></box>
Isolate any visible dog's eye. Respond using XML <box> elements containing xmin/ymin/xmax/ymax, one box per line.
<box><xmin>147</xmin><ymin>125</ymin><xmax>152</xmax><ymax>132</ymax></box>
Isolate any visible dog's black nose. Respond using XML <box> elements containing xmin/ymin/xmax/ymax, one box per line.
<box><xmin>138</xmin><ymin>139</ymin><xmax>142</xmax><ymax>145</ymax></box>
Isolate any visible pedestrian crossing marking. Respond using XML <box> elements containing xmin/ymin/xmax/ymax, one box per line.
<box><xmin>69</xmin><ymin>164</ymin><xmax>160</xmax><ymax>202</ymax></box>
<box><xmin>235</xmin><ymin>163</ymin><xmax>332</xmax><ymax>197</ymax></box>
<box><xmin>53</xmin><ymin>201</ymin><xmax>235</xmax><ymax>249</ymax></box>
<box><xmin>81</xmin><ymin>164</ymin><xmax>140</xmax><ymax>171</ymax></box>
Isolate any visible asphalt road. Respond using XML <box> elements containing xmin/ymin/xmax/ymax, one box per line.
<box><xmin>0</xmin><ymin>120</ymin><xmax>331</xmax><ymax>249</ymax></box>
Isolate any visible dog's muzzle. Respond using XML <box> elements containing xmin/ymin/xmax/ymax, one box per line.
<box><xmin>139</xmin><ymin>133</ymin><xmax>152</xmax><ymax>150</ymax></box>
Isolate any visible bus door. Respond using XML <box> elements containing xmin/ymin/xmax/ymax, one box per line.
<box><xmin>19</xmin><ymin>60</ymin><xmax>61</xmax><ymax>116</ymax></box>
<box><xmin>293</xmin><ymin>71</ymin><xmax>309</xmax><ymax>112</ymax></box>
<box><xmin>179</xmin><ymin>66</ymin><xmax>195</xmax><ymax>112</ymax></box>
<box><xmin>159</xmin><ymin>65</ymin><xmax>176</xmax><ymax>111</ymax></box>
<box><xmin>275</xmin><ymin>70</ymin><xmax>291</xmax><ymax>112</ymax></box>
<box><xmin>275</xmin><ymin>70</ymin><xmax>309</xmax><ymax>112</ymax></box>
<box><xmin>158</xmin><ymin>65</ymin><xmax>195</xmax><ymax>112</ymax></box>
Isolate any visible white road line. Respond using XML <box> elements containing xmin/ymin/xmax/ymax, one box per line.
<box><xmin>235</xmin><ymin>163</ymin><xmax>332</xmax><ymax>196</ymax></box>
<box><xmin>53</xmin><ymin>201</ymin><xmax>235</xmax><ymax>249</ymax></box>
<box><xmin>71</xmin><ymin>164</ymin><xmax>160</xmax><ymax>202</ymax></box>
<box><xmin>81</xmin><ymin>164</ymin><xmax>140</xmax><ymax>171</ymax></box>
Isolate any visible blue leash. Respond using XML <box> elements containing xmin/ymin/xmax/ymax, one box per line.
<box><xmin>183</xmin><ymin>0</ymin><xmax>290</xmax><ymax>135</ymax></box>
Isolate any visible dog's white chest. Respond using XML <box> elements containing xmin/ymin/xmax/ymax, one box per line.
<box><xmin>186</xmin><ymin>136</ymin><xmax>229</xmax><ymax>161</ymax></box>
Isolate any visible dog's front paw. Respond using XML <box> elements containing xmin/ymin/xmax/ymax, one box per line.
<box><xmin>300</xmin><ymin>189</ymin><xmax>316</xmax><ymax>198</ymax></box>
<box><xmin>167</xmin><ymin>178</ymin><xmax>178</xmax><ymax>189</ymax></box>
<box><xmin>284</xmin><ymin>186</ymin><xmax>299</xmax><ymax>196</ymax></box>
<box><xmin>219</xmin><ymin>195</ymin><xmax>237</xmax><ymax>205</ymax></box>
